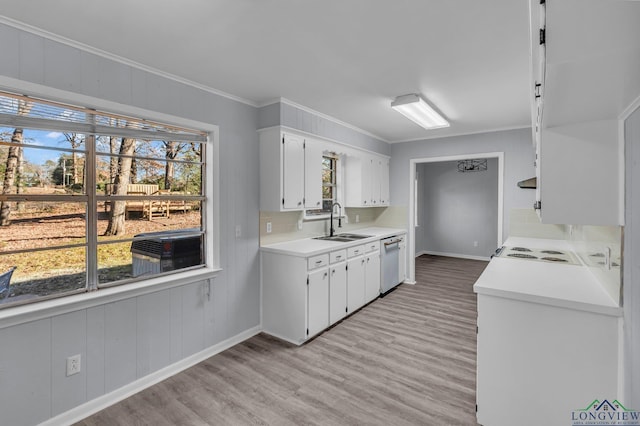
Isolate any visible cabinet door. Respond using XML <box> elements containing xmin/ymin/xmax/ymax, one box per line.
<box><xmin>370</xmin><ymin>158</ymin><xmax>380</xmax><ymax>206</ymax></box>
<box><xmin>362</xmin><ymin>157</ymin><xmax>373</xmax><ymax>206</ymax></box>
<box><xmin>307</xmin><ymin>267</ymin><xmax>329</xmax><ymax>338</ymax></box>
<box><xmin>398</xmin><ymin>239</ymin><xmax>406</xmax><ymax>283</ymax></box>
<box><xmin>329</xmin><ymin>263</ymin><xmax>347</xmax><ymax>325</ymax></box>
<box><xmin>539</xmin><ymin>120</ymin><xmax>619</xmax><ymax>225</ymax></box>
<box><xmin>364</xmin><ymin>252</ymin><xmax>380</xmax><ymax>303</ymax></box>
<box><xmin>379</xmin><ymin>159</ymin><xmax>390</xmax><ymax>206</ymax></box>
<box><xmin>282</xmin><ymin>134</ymin><xmax>305</xmax><ymax>210</ymax></box>
<box><xmin>347</xmin><ymin>257</ymin><xmax>365</xmax><ymax>314</ymax></box>
<box><xmin>304</xmin><ymin>140</ymin><xmax>323</xmax><ymax>209</ymax></box>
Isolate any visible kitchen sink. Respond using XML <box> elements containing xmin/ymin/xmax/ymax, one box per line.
<box><xmin>336</xmin><ymin>233</ymin><xmax>372</xmax><ymax>240</ymax></box>
<box><xmin>313</xmin><ymin>233</ymin><xmax>372</xmax><ymax>242</ymax></box>
<box><xmin>313</xmin><ymin>236</ymin><xmax>354</xmax><ymax>242</ymax></box>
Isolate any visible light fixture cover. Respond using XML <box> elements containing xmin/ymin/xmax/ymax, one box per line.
<box><xmin>391</xmin><ymin>94</ymin><xmax>449</xmax><ymax>130</ymax></box>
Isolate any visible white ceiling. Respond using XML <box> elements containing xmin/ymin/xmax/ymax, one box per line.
<box><xmin>0</xmin><ymin>0</ymin><xmax>532</xmax><ymax>143</ymax></box>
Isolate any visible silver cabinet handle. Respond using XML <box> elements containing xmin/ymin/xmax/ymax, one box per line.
<box><xmin>315</xmin><ymin>260</ymin><xmax>323</xmax><ymax>264</ymax></box>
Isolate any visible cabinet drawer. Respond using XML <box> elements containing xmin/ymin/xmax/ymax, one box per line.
<box><xmin>347</xmin><ymin>245</ymin><xmax>365</xmax><ymax>258</ymax></box>
<box><xmin>330</xmin><ymin>249</ymin><xmax>347</xmax><ymax>264</ymax></box>
<box><xmin>308</xmin><ymin>254</ymin><xmax>329</xmax><ymax>270</ymax></box>
<box><xmin>364</xmin><ymin>241</ymin><xmax>380</xmax><ymax>253</ymax></box>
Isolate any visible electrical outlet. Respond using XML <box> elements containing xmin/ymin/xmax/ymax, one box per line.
<box><xmin>266</xmin><ymin>222</ymin><xmax>272</xmax><ymax>234</ymax></box>
<box><xmin>473</xmin><ymin>241</ymin><xmax>479</xmax><ymax>247</ymax></box>
<box><xmin>355</xmin><ymin>214</ymin><xmax>360</xmax><ymax>223</ymax></box>
<box><xmin>235</xmin><ymin>225</ymin><xmax>241</xmax><ymax>238</ymax></box>
<box><xmin>66</xmin><ymin>354</ymin><xmax>81</xmax><ymax>377</ymax></box>
<box><xmin>297</xmin><ymin>219</ymin><xmax>303</xmax><ymax>230</ymax></box>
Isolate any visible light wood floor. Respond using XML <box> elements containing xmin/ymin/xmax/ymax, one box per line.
<box><xmin>76</xmin><ymin>255</ymin><xmax>488</xmax><ymax>426</ymax></box>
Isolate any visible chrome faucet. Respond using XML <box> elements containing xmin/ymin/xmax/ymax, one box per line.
<box><xmin>329</xmin><ymin>202</ymin><xmax>342</xmax><ymax>237</ymax></box>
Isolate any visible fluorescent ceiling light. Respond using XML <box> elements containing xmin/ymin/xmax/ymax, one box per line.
<box><xmin>391</xmin><ymin>94</ymin><xmax>449</xmax><ymax>130</ymax></box>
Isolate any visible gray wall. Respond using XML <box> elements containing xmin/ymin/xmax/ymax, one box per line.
<box><xmin>416</xmin><ymin>158</ymin><xmax>499</xmax><ymax>258</ymax></box>
<box><xmin>390</xmin><ymin>128</ymin><xmax>535</xmax><ymax>243</ymax></box>
<box><xmin>624</xmin><ymin>105</ymin><xmax>640</xmax><ymax>408</ymax></box>
<box><xmin>258</xmin><ymin>101</ymin><xmax>390</xmax><ymax>156</ymax></box>
<box><xmin>0</xmin><ymin>23</ymin><xmax>260</xmax><ymax>425</ymax></box>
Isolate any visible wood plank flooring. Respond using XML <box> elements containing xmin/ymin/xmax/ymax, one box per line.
<box><xmin>76</xmin><ymin>255</ymin><xmax>488</xmax><ymax>426</ymax></box>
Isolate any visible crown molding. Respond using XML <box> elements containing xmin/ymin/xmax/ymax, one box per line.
<box><xmin>0</xmin><ymin>15</ymin><xmax>258</xmax><ymax>108</ymax></box>
<box><xmin>276</xmin><ymin>97</ymin><xmax>390</xmax><ymax>143</ymax></box>
<box><xmin>390</xmin><ymin>124</ymin><xmax>531</xmax><ymax>144</ymax></box>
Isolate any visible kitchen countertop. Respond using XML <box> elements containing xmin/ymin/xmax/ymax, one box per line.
<box><xmin>260</xmin><ymin>227</ymin><xmax>406</xmax><ymax>257</ymax></box>
<box><xmin>473</xmin><ymin>237</ymin><xmax>622</xmax><ymax>317</ymax></box>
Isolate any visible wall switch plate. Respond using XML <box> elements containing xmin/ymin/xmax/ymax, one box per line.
<box><xmin>66</xmin><ymin>354</ymin><xmax>81</xmax><ymax>377</ymax></box>
<box><xmin>355</xmin><ymin>214</ymin><xmax>360</xmax><ymax>223</ymax></box>
<box><xmin>266</xmin><ymin>222</ymin><xmax>272</xmax><ymax>234</ymax></box>
<box><xmin>473</xmin><ymin>241</ymin><xmax>479</xmax><ymax>247</ymax></box>
<box><xmin>297</xmin><ymin>219</ymin><xmax>303</xmax><ymax>230</ymax></box>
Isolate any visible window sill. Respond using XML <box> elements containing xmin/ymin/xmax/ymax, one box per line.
<box><xmin>0</xmin><ymin>267</ymin><xmax>222</xmax><ymax>330</ymax></box>
<box><xmin>304</xmin><ymin>214</ymin><xmax>345</xmax><ymax>222</ymax></box>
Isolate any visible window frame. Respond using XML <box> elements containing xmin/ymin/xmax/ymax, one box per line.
<box><xmin>0</xmin><ymin>85</ymin><xmax>220</xmax><ymax>324</ymax></box>
<box><xmin>304</xmin><ymin>152</ymin><xmax>342</xmax><ymax>219</ymax></box>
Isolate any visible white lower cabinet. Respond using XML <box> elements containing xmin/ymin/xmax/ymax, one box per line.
<box><xmin>307</xmin><ymin>267</ymin><xmax>329</xmax><ymax>338</ymax></box>
<box><xmin>347</xmin><ymin>245</ymin><xmax>366</xmax><ymax>315</ymax></box>
<box><xmin>262</xmin><ymin>241</ymin><xmax>383</xmax><ymax>345</ymax></box>
<box><xmin>329</xmin><ymin>250</ymin><xmax>348</xmax><ymax>325</ymax></box>
<box><xmin>476</xmin><ymin>294</ymin><xmax>620</xmax><ymax>426</ymax></box>
<box><xmin>364</xmin><ymin>242</ymin><xmax>380</xmax><ymax>303</ymax></box>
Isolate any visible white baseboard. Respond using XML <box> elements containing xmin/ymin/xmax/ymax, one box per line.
<box><xmin>42</xmin><ymin>325</ymin><xmax>262</xmax><ymax>426</ymax></box>
<box><xmin>417</xmin><ymin>250</ymin><xmax>491</xmax><ymax>262</ymax></box>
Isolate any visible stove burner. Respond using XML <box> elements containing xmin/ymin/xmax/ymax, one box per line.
<box><xmin>597</xmin><ymin>261</ymin><xmax>620</xmax><ymax>267</ymax></box>
<box><xmin>541</xmin><ymin>250</ymin><xmax>564</xmax><ymax>255</ymax></box>
<box><xmin>541</xmin><ymin>257</ymin><xmax>568</xmax><ymax>262</ymax></box>
<box><xmin>507</xmin><ymin>253</ymin><xmax>537</xmax><ymax>259</ymax></box>
<box><xmin>511</xmin><ymin>247</ymin><xmax>533</xmax><ymax>252</ymax></box>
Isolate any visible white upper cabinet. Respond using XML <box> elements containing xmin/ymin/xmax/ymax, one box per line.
<box><xmin>259</xmin><ymin>129</ymin><xmax>323</xmax><ymax>212</ymax></box>
<box><xmin>538</xmin><ymin>119</ymin><xmax>619</xmax><ymax>225</ymax></box>
<box><xmin>528</xmin><ymin>0</ymin><xmax>639</xmax><ymax>225</ymax></box>
<box><xmin>282</xmin><ymin>133</ymin><xmax>305</xmax><ymax>210</ymax></box>
<box><xmin>345</xmin><ymin>154</ymin><xmax>390</xmax><ymax>208</ymax></box>
<box><xmin>378</xmin><ymin>158</ymin><xmax>390</xmax><ymax>206</ymax></box>
<box><xmin>304</xmin><ymin>139</ymin><xmax>323</xmax><ymax>210</ymax></box>
<box><xmin>260</xmin><ymin>127</ymin><xmax>390</xmax><ymax>211</ymax></box>
<box><xmin>542</xmin><ymin>0</ymin><xmax>640</xmax><ymax>127</ymax></box>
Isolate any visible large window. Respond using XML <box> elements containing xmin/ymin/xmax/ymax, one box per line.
<box><xmin>0</xmin><ymin>91</ymin><xmax>209</xmax><ymax>308</ymax></box>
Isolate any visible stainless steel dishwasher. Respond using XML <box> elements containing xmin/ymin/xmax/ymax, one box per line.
<box><xmin>381</xmin><ymin>235</ymin><xmax>403</xmax><ymax>294</ymax></box>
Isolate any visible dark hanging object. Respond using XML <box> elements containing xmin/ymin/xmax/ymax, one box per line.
<box><xmin>457</xmin><ymin>159</ymin><xmax>487</xmax><ymax>173</ymax></box>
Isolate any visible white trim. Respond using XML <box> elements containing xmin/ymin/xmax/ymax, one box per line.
<box><xmin>620</xmin><ymin>93</ymin><xmax>640</xmax><ymax>121</ymax></box>
<box><xmin>257</xmin><ymin>125</ymin><xmax>390</xmax><ymax>159</ymax></box>
<box><xmin>418</xmin><ymin>250</ymin><xmax>491</xmax><ymax>262</ymax></box>
<box><xmin>619</xmin><ymin>118</ymin><xmax>626</xmax><ymax>226</ymax></box>
<box><xmin>0</xmin><ymin>269</ymin><xmax>221</xmax><ymax>330</ymax></box>
<box><xmin>0</xmin><ymin>76</ymin><xmax>219</xmax><ymax>133</ymax></box>
<box><xmin>619</xmin><ymin>96</ymin><xmax>640</xmax><ymax>226</ymax></box>
<box><xmin>277</xmin><ymin>97</ymin><xmax>390</xmax><ymax>143</ymax></box>
<box><xmin>0</xmin><ymin>16</ymin><xmax>258</xmax><ymax>108</ymax></box>
<box><xmin>390</xmin><ymin>124</ymin><xmax>530</xmax><ymax>144</ymax></box>
<box><xmin>40</xmin><ymin>325</ymin><xmax>262</xmax><ymax>426</ymax></box>
<box><xmin>408</xmin><ymin>152</ymin><xmax>504</xmax><ymax>283</ymax></box>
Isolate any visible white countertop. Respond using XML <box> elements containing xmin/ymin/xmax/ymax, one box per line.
<box><xmin>473</xmin><ymin>237</ymin><xmax>622</xmax><ymax>317</ymax></box>
<box><xmin>260</xmin><ymin>227</ymin><xmax>406</xmax><ymax>257</ymax></box>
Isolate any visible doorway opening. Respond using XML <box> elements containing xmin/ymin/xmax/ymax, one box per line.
<box><xmin>406</xmin><ymin>152</ymin><xmax>504</xmax><ymax>283</ymax></box>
